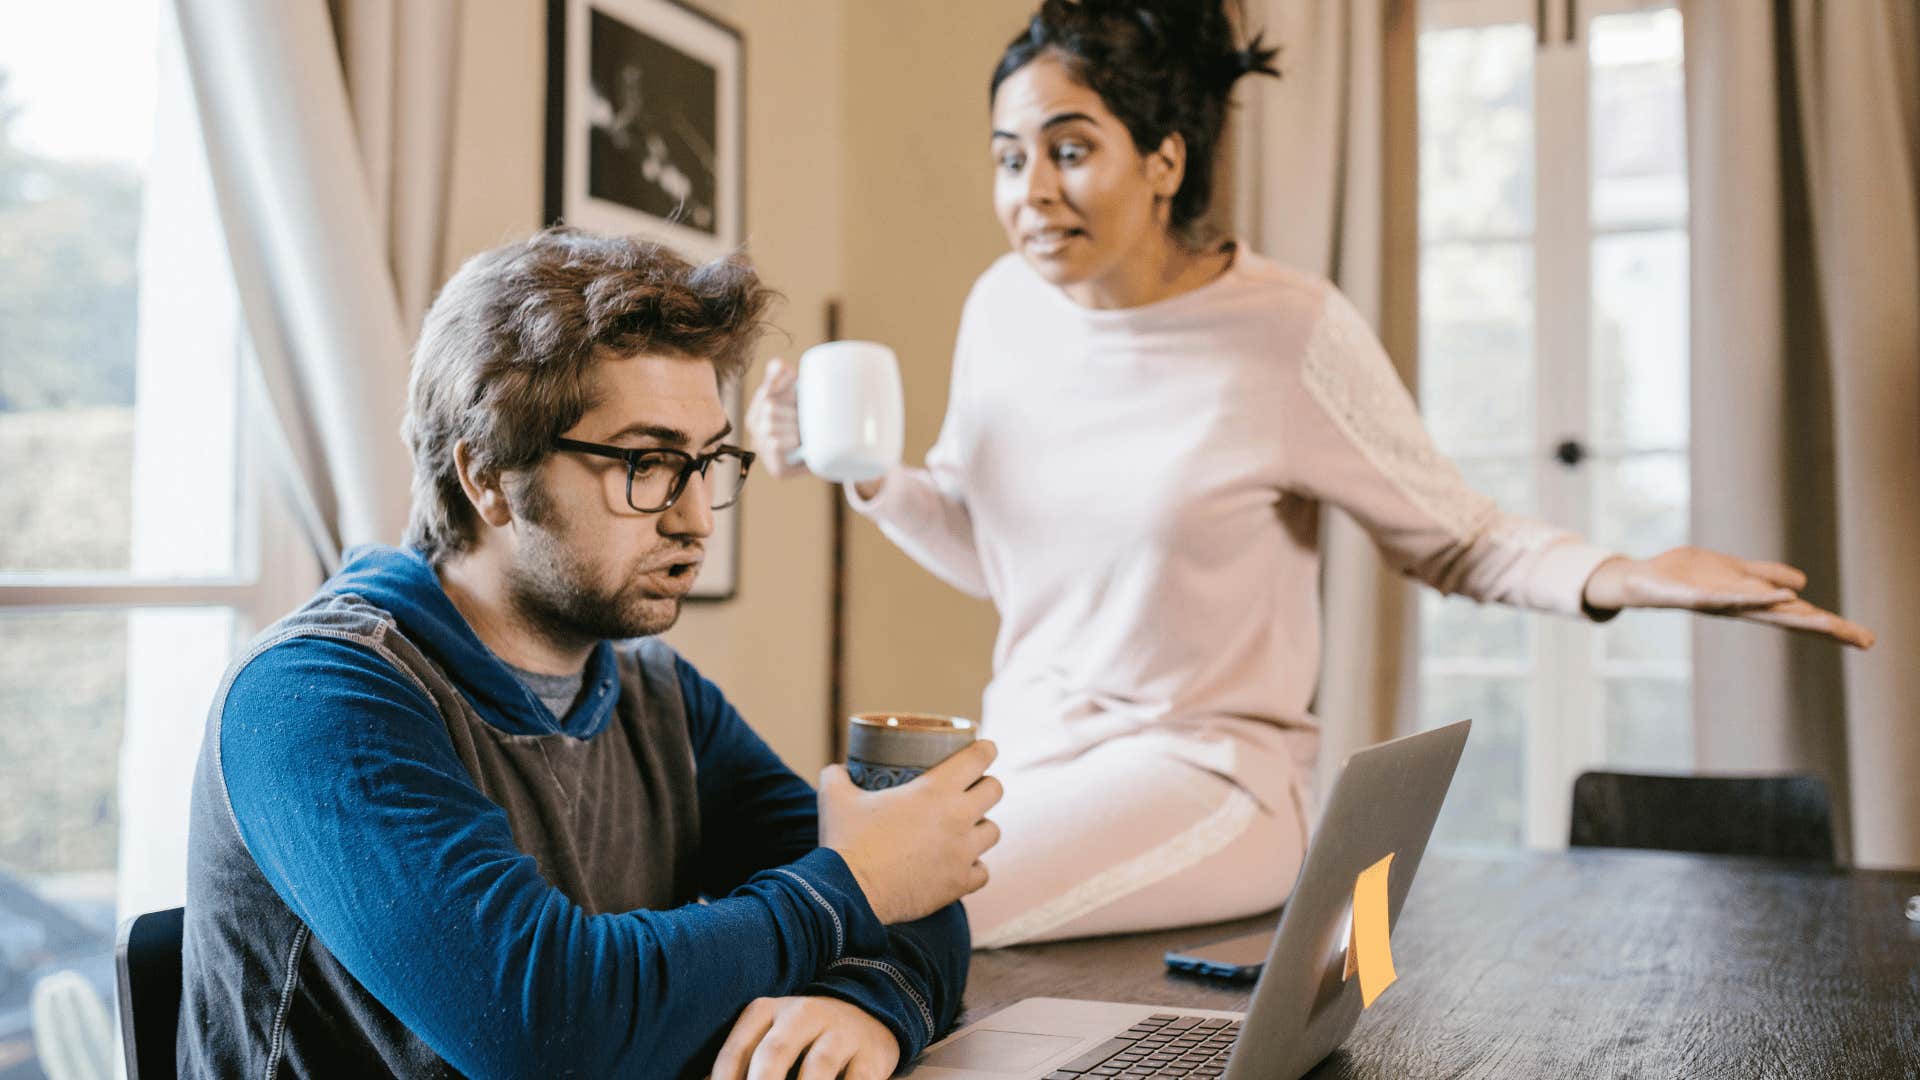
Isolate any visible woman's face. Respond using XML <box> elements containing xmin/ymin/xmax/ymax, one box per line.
<box><xmin>990</xmin><ymin>52</ymin><xmax>1182</xmax><ymax>303</ymax></box>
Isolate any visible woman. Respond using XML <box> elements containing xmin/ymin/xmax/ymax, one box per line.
<box><xmin>748</xmin><ymin>0</ymin><xmax>1872</xmax><ymax>948</ymax></box>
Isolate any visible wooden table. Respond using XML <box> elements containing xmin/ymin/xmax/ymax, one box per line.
<box><xmin>959</xmin><ymin>850</ymin><xmax>1920</xmax><ymax>1079</ymax></box>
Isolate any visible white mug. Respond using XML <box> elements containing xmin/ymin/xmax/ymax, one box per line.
<box><xmin>790</xmin><ymin>340</ymin><xmax>904</xmax><ymax>483</ymax></box>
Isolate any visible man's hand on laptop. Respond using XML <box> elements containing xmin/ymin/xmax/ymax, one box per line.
<box><xmin>819</xmin><ymin>739</ymin><xmax>1004</xmax><ymax>924</ymax></box>
<box><xmin>709</xmin><ymin>995</ymin><xmax>897</xmax><ymax>1080</ymax></box>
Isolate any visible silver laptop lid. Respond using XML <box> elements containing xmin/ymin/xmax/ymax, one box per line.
<box><xmin>1223</xmin><ymin>719</ymin><xmax>1471</xmax><ymax>1080</ymax></box>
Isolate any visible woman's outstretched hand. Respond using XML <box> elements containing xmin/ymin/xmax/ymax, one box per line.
<box><xmin>1581</xmin><ymin>546</ymin><xmax>1875</xmax><ymax>649</ymax></box>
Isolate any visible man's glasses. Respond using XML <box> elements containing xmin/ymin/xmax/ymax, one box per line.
<box><xmin>553</xmin><ymin>437</ymin><xmax>755</xmax><ymax>513</ymax></box>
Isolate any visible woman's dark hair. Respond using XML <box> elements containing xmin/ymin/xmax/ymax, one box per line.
<box><xmin>991</xmin><ymin>0</ymin><xmax>1280</xmax><ymax>239</ymax></box>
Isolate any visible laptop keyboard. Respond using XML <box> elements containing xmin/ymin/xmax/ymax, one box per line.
<box><xmin>1041</xmin><ymin>1013</ymin><xmax>1241</xmax><ymax>1078</ymax></box>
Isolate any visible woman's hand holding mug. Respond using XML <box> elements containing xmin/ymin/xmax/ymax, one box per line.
<box><xmin>747</xmin><ymin>341</ymin><xmax>902</xmax><ymax>498</ymax></box>
<box><xmin>746</xmin><ymin>358</ymin><xmax>808</xmax><ymax>478</ymax></box>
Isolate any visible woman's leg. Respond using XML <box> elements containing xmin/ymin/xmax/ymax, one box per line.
<box><xmin>964</xmin><ymin>739</ymin><xmax>1307</xmax><ymax>948</ymax></box>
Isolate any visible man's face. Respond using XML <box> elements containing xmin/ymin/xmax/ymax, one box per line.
<box><xmin>503</xmin><ymin>350</ymin><xmax>729</xmax><ymax>643</ymax></box>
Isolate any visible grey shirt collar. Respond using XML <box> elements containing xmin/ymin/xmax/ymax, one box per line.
<box><xmin>503</xmin><ymin>659</ymin><xmax>587</xmax><ymax>721</ymax></box>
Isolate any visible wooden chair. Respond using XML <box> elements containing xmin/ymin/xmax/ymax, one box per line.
<box><xmin>1568</xmin><ymin>771</ymin><xmax>1836</xmax><ymax>865</ymax></box>
<box><xmin>115</xmin><ymin>906</ymin><xmax>185</xmax><ymax>1080</ymax></box>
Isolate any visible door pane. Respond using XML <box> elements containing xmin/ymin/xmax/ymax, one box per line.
<box><xmin>1591</xmin><ymin>230</ymin><xmax>1688</xmax><ymax>449</ymax></box>
<box><xmin>1455</xmin><ymin>455</ymin><xmax>1536</xmax><ymax>517</ymax></box>
<box><xmin>1422</xmin><ymin>675</ymin><xmax>1528</xmax><ymax>848</ymax></box>
<box><xmin>1420</xmin><ymin>22</ymin><xmax>1536</xmax><ymax>240</ymax></box>
<box><xmin>1604</xmin><ymin>676</ymin><xmax>1691</xmax><ymax>771</ymax></box>
<box><xmin>1418</xmin><ymin>0</ymin><xmax>1692</xmax><ymax>850</ymax></box>
<box><xmin>1599</xmin><ymin>608</ymin><xmax>1689</xmax><ymax>664</ymax></box>
<box><xmin>1591</xmin><ymin>450</ymin><xmax>1690</xmax><ymax>660</ymax></box>
<box><xmin>1590</xmin><ymin>8</ymin><xmax>1686</xmax><ymax>228</ymax></box>
<box><xmin>1423</xmin><ymin>594</ymin><xmax>1533</xmax><ymax>665</ymax></box>
<box><xmin>1420</xmin><ymin>242</ymin><xmax>1535</xmax><ymax>454</ymax></box>
<box><xmin>1591</xmin><ymin>451</ymin><xmax>1687</xmax><ymax>555</ymax></box>
<box><xmin>1588</xmin><ymin>7</ymin><xmax>1690</xmax><ymax>779</ymax></box>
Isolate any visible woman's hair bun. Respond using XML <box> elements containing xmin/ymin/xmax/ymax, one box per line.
<box><xmin>1078</xmin><ymin>0</ymin><xmax>1282</xmax><ymax>91</ymax></box>
<box><xmin>1221</xmin><ymin>40</ymin><xmax>1283</xmax><ymax>88</ymax></box>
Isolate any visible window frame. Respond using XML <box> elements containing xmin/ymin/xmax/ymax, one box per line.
<box><xmin>0</xmin><ymin>364</ymin><xmax>316</xmax><ymax>630</ymax></box>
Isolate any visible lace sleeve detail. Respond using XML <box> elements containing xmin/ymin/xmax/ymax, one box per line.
<box><xmin>1299</xmin><ymin>291</ymin><xmax>1498</xmax><ymax>542</ymax></box>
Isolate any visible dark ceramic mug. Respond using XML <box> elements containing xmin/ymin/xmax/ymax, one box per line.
<box><xmin>845</xmin><ymin>712</ymin><xmax>976</xmax><ymax>790</ymax></box>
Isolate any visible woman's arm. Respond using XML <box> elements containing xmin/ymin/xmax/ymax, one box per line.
<box><xmin>1284</xmin><ymin>287</ymin><xmax>1870</xmax><ymax>647</ymax></box>
<box><xmin>842</xmin><ymin>446</ymin><xmax>990</xmax><ymax>599</ymax></box>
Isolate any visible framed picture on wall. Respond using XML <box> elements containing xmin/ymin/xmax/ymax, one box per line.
<box><xmin>545</xmin><ymin>0</ymin><xmax>747</xmax><ymax>599</ymax></box>
<box><xmin>544</xmin><ymin>0</ymin><xmax>744</xmax><ymax>264</ymax></box>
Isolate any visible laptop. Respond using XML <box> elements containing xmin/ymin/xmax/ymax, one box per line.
<box><xmin>901</xmin><ymin>719</ymin><xmax>1471</xmax><ymax>1080</ymax></box>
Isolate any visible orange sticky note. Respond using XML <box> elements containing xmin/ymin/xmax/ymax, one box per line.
<box><xmin>1343</xmin><ymin>853</ymin><xmax>1398</xmax><ymax>1008</ymax></box>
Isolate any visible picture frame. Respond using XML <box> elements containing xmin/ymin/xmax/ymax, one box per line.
<box><xmin>545</xmin><ymin>0</ymin><xmax>747</xmax><ymax>599</ymax></box>
<box><xmin>544</xmin><ymin>0</ymin><xmax>745</xmax><ymax>264</ymax></box>
<box><xmin>693</xmin><ymin>379</ymin><xmax>746</xmax><ymax>600</ymax></box>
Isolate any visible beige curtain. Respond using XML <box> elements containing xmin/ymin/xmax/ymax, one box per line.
<box><xmin>114</xmin><ymin>0</ymin><xmax>461</xmax><ymax>917</ymax></box>
<box><xmin>334</xmin><ymin>0</ymin><xmax>462</xmax><ymax>336</ymax></box>
<box><xmin>1240</xmin><ymin>0</ymin><xmax>1421</xmax><ymax>805</ymax></box>
<box><xmin>172</xmin><ymin>0</ymin><xmax>460</xmax><ymax>568</ymax></box>
<box><xmin>1683</xmin><ymin>0</ymin><xmax>1920</xmax><ymax>869</ymax></box>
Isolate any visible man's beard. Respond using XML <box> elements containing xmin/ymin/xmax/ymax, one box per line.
<box><xmin>501</xmin><ymin>480</ymin><xmax>691</xmax><ymax>645</ymax></box>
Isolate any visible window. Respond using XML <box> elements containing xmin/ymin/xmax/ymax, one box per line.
<box><xmin>1416</xmin><ymin>0</ymin><xmax>1690</xmax><ymax>848</ymax></box>
<box><xmin>0</xmin><ymin>2</ymin><xmax>316</xmax><ymax>1071</ymax></box>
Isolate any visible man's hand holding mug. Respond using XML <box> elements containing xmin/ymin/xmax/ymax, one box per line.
<box><xmin>819</xmin><ymin>732</ymin><xmax>1002</xmax><ymax>926</ymax></box>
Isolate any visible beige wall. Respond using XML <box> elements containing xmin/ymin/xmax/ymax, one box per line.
<box><xmin>440</xmin><ymin>0</ymin><xmax>848</xmax><ymax>775</ymax></box>
<box><xmin>838</xmin><ymin>0</ymin><xmax>1033</xmax><ymax>730</ymax></box>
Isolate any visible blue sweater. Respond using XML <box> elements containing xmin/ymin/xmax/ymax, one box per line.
<box><xmin>176</xmin><ymin>546</ymin><xmax>968</xmax><ymax>1077</ymax></box>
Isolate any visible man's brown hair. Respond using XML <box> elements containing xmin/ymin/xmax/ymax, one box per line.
<box><xmin>402</xmin><ymin>227</ymin><xmax>776</xmax><ymax>562</ymax></box>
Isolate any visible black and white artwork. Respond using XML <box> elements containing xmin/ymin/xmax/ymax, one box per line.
<box><xmin>546</xmin><ymin>0</ymin><xmax>742</xmax><ymax>263</ymax></box>
<box><xmin>586</xmin><ymin>9</ymin><xmax>719</xmax><ymax>234</ymax></box>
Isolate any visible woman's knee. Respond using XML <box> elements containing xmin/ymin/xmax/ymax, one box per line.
<box><xmin>965</xmin><ymin>785</ymin><xmax>1299</xmax><ymax>946</ymax></box>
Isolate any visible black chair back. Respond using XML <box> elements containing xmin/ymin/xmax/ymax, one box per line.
<box><xmin>1569</xmin><ymin>771</ymin><xmax>1836</xmax><ymax>865</ymax></box>
<box><xmin>115</xmin><ymin>906</ymin><xmax>184</xmax><ymax>1080</ymax></box>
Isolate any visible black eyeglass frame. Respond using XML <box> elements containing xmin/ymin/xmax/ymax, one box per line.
<box><xmin>552</xmin><ymin>437</ymin><xmax>756</xmax><ymax>513</ymax></box>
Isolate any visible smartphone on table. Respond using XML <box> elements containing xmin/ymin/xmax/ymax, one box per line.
<box><xmin>1163</xmin><ymin>928</ymin><xmax>1276</xmax><ymax>982</ymax></box>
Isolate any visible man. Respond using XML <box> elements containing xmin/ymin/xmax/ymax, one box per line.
<box><xmin>178</xmin><ymin>227</ymin><xmax>1001</xmax><ymax>1078</ymax></box>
